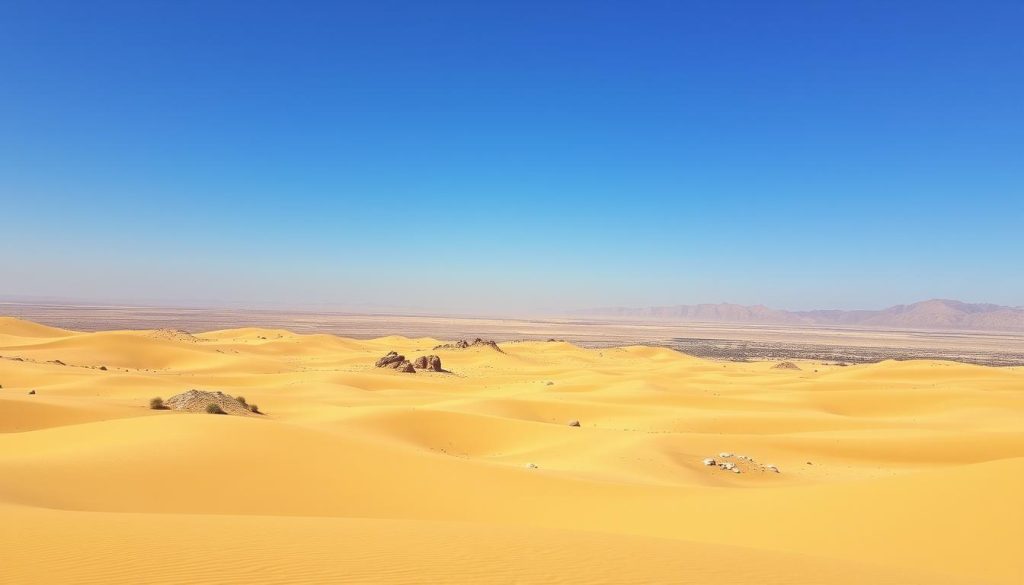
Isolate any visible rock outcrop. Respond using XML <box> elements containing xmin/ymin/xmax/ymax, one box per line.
<box><xmin>773</xmin><ymin>361</ymin><xmax>801</xmax><ymax>370</ymax></box>
<box><xmin>412</xmin><ymin>355</ymin><xmax>443</xmax><ymax>372</ymax></box>
<box><xmin>374</xmin><ymin>351</ymin><xmax>416</xmax><ymax>373</ymax></box>
<box><xmin>433</xmin><ymin>338</ymin><xmax>504</xmax><ymax>353</ymax></box>
<box><xmin>375</xmin><ymin>351</ymin><xmax>406</xmax><ymax>368</ymax></box>
<box><xmin>165</xmin><ymin>389</ymin><xmax>256</xmax><ymax>416</ymax></box>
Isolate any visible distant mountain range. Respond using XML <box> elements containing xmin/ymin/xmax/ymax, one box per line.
<box><xmin>572</xmin><ymin>299</ymin><xmax>1024</xmax><ymax>332</ymax></box>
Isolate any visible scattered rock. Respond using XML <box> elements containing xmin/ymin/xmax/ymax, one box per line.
<box><xmin>706</xmin><ymin>453</ymin><xmax>781</xmax><ymax>475</ymax></box>
<box><xmin>568</xmin><ymin>419</ymin><xmax>581</xmax><ymax>427</ymax></box>
<box><xmin>525</xmin><ymin>463</ymin><xmax>538</xmax><ymax>469</ymax></box>
<box><xmin>395</xmin><ymin>361</ymin><xmax>416</xmax><ymax>373</ymax></box>
<box><xmin>149</xmin><ymin>328</ymin><xmax>202</xmax><ymax>343</ymax></box>
<box><xmin>164</xmin><ymin>389</ymin><xmax>257</xmax><ymax>416</ymax></box>
<box><xmin>99</xmin><ymin>366</ymin><xmax>107</xmax><ymax>371</ymax></box>
<box><xmin>49</xmin><ymin>360</ymin><xmax>66</xmax><ymax>366</ymax></box>
<box><xmin>28</xmin><ymin>389</ymin><xmax>36</xmax><ymax>395</ymax></box>
<box><xmin>545</xmin><ymin>381</ymin><xmax>554</xmax><ymax>386</ymax></box>
<box><xmin>773</xmin><ymin>361</ymin><xmax>801</xmax><ymax>370</ymax></box>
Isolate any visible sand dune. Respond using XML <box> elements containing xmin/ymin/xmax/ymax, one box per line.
<box><xmin>1</xmin><ymin>317</ymin><xmax>1021</xmax><ymax>584</ymax></box>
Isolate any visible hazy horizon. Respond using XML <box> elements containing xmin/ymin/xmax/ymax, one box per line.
<box><xmin>2</xmin><ymin>2</ymin><xmax>1022</xmax><ymax>314</ymax></box>
<box><xmin>1</xmin><ymin>293</ymin><xmax>1021</xmax><ymax>320</ymax></box>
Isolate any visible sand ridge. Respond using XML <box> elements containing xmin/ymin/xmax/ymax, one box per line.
<box><xmin>0</xmin><ymin>317</ymin><xmax>1022</xmax><ymax>584</ymax></box>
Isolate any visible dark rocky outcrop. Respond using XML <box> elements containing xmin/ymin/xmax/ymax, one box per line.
<box><xmin>773</xmin><ymin>361</ymin><xmax>801</xmax><ymax>370</ymax></box>
<box><xmin>375</xmin><ymin>351</ymin><xmax>406</xmax><ymax>368</ymax></box>
<box><xmin>413</xmin><ymin>355</ymin><xmax>443</xmax><ymax>372</ymax></box>
<box><xmin>433</xmin><ymin>338</ymin><xmax>504</xmax><ymax>353</ymax></box>
<box><xmin>375</xmin><ymin>351</ymin><xmax>417</xmax><ymax>373</ymax></box>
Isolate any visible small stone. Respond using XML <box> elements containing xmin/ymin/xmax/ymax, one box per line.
<box><xmin>525</xmin><ymin>463</ymin><xmax>538</xmax><ymax>469</ymax></box>
<box><xmin>28</xmin><ymin>389</ymin><xmax>36</xmax><ymax>395</ymax></box>
<box><xmin>568</xmin><ymin>420</ymin><xmax>581</xmax><ymax>427</ymax></box>
<box><xmin>719</xmin><ymin>452</ymin><xmax>733</xmax><ymax>458</ymax></box>
<box><xmin>731</xmin><ymin>468</ymin><xmax>741</xmax><ymax>474</ymax></box>
<box><xmin>765</xmin><ymin>464</ymin><xmax>780</xmax><ymax>473</ymax></box>
<box><xmin>702</xmin><ymin>458</ymin><xmax>716</xmax><ymax>466</ymax></box>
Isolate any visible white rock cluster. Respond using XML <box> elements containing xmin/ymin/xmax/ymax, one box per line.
<box><xmin>703</xmin><ymin>452</ymin><xmax>781</xmax><ymax>475</ymax></box>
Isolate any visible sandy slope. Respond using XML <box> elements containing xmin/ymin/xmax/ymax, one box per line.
<box><xmin>0</xmin><ymin>317</ymin><xmax>1021</xmax><ymax>584</ymax></box>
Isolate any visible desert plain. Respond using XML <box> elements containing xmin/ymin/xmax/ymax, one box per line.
<box><xmin>1</xmin><ymin>314</ymin><xmax>1022</xmax><ymax>584</ymax></box>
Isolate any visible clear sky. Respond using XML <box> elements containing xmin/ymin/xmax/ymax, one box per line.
<box><xmin>1</xmin><ymin>1</ymin><xmax>1021</xmax><ymax>314</ymax></box>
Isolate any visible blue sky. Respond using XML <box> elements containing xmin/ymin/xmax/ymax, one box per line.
<box><xmin>1</xmin><ymin>1</ymin><xmax>1021</xmax><ymax>314</ymax></box>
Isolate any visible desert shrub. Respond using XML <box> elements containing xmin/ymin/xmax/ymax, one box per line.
<box><xmin>235</xmin><ymin>395</ymin><xmax>248</xmax><ymax>406</ymax></box>
<box><xmin>248</xmin><ymin>403</ymin><xmax>260</xmax><ymax>414</ymax></box>
<box><xmin>205</xmin><ymin>403</ymin><xmax>225</xmax><ymax>415</ymax></box>
<box><xmin>149</xmin><ymin>397</ymin><xmax>167</xmax><ymax>410</ymax></box>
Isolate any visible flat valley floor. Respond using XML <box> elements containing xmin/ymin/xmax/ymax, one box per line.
<box><xmin>1</xmin><ymin>313</ymin><xmax>1022</xmax><ymax>584</ymax></box>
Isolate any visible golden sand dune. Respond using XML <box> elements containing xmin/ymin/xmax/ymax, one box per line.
<box><xmin>0</xmin><ymin>317</ymin><xmax>1021</xmax><ymax>584</ymax></box>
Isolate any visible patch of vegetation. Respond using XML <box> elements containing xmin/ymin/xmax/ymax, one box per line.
<box><xmin>205</xmin><ymin>403</ymin><xmax>226</xmax><ymax>415</ymax></box>
<box><xmin>149</xmin><ymin>396</ymin><xmax>168</xmax><ymax>410</ymax></box>
<box><xmin>235</xmin><ymin>395</ymin><xmax>248</xmax><ymax>407</ymax></box>
<box><xmin>248</xmin><ymin>403</ymin><xmax>261</xmax><ymax>414</ymax></box>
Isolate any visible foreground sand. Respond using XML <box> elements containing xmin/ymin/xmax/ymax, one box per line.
<box><xmin>0</xmin><ymin>317</ymin><xmax>1021</xmax><ymax>584</ymax></box>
